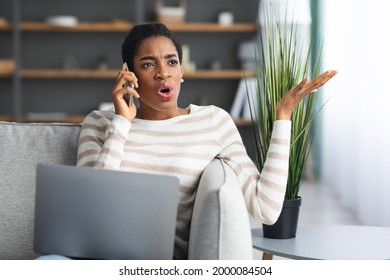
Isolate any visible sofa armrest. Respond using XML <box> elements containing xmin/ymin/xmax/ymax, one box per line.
<box><xmin>188</xmin><ymin>158</ymin><xmax>253</xmax><ymax>260</ymax></box>
<box><xmin>0</xmin><ymin>122</ymin><xmax>81</xmax><ymax>259</ymax></box>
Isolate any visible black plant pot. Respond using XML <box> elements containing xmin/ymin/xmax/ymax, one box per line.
<box><xmin>262</xmin><ymin>197</ymin><xmax>302</xmax><ymax>239</ymax></box>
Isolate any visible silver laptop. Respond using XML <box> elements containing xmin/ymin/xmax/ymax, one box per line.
<box><xmin>34</xmin><ymin>164</ymin><xmax>179</xmax><ymax>260</ymax></box>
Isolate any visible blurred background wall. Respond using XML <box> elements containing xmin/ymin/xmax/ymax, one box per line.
<box><xmin>321</xmin><ymin>0</ymin><xmax>390</xmax><ymax>226</ymax></box>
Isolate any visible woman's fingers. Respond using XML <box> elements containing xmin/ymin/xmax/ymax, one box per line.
<box><xmin>276</xmin><ymin>70</ymin><xmax>337</xmax><ymax>120</ymax></box>
<box><xmin>113</xmin><ymin>64</ymin><xmax>139</xmax><ymax>91</ymax></box>
<box><xmin>303</xmin><ymin>70</ymin><xmax>337</xmax><ymax>94</ymax></box>
<box><xmin>293</xmin><ymin>70</ymin><xmax>337</xmax><ymax>99</ymax></box>
<box><xmin>112</xmin><ymin>84</ymin><xmax>139</xmax><ymax>106</ymax></box>
<box><xmin>291</xmin><ymin>77</ymin><xmax>309</xmax><ymax>96</ymax></box>
<box><xmin>123</xmin><ymin>85</ymin><xmax>140</xmax><ymax>99</ymax></box>
<box><xmin>112</xmin><ymin>64</ymin><xmax>140</xmax><ymax>103</ymax></box>
<box><xmin>110</xmin><ymin>64</ymin><xmax>140</xmax><ymax>120</ymax></box>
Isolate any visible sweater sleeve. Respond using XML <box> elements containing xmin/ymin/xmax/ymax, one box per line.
<box><xmin>76</xmin><ymin>110</ymin><xmax>132</xmax><ymax>170</ymax></box>
<box><xmin>216</xmin><ymin>109</ymin><xmax>291</xmax><ymax>225</ymax></box>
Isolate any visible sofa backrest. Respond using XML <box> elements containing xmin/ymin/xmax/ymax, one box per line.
<box><xmin>0</xmin><ymin>122</ymin><xmax>81</xmax><ymax>259</ymax></box>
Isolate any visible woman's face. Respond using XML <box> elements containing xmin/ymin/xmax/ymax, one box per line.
<box><xmin>133</xmin><ymin>36</ymin><xmax>183</xmax><ymax>119</ymax></box>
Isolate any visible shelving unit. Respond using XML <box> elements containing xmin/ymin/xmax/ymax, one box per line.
<box><xmin>0</xmin><ymin>0</ymin><xmax>259</xmax><ymax>123</ymax></box>
<box><xmin>20</xmin><ymin>69</ymin><xmax>254</xmax><ymax>79</ymax></box>
<box><xmin>19</xmin><ymin>22</ymin><xmax>256</xmax><ymax>32</ymax></box>
<box><xmin>20</xmin><ymin>21</ymin><xmax>135</xmax><ymax>32</ymax></box>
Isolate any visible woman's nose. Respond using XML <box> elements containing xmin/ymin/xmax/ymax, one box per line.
<box><xmin>156</xmin><ymin>65</ymin><xmax>171</xmax><ymax>80</ymax></box>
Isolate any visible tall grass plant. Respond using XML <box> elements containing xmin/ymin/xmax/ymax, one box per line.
<box><xmin>248</xmin><ymin>3</ymin><xmax>322</xmax><ymax>200</ymax></box>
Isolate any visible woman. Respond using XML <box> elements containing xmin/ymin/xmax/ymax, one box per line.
<box><xmin>77</xmin><ymin>23</ymin><xmax>337</xmax><ymax>259</ymax></box>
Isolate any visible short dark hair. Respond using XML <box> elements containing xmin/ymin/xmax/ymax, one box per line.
<box><xmin>121</xmin><ymin>23</ymin><xmax>183</xmax><ymax>72</ymax></box>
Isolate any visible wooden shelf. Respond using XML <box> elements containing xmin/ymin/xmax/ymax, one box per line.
<box><xmin>20</xmin><ymin>21</ymin><xmax>134</xmax><ymax>32</ymax></box>
<box><xmin>234</xmin><ymin>118</ymin><xmax>253</xmax><ymax>126</ymax></box>
<box><xmin>21</xmin><ymin>69</ymin><xmax>118</xmax><ymax>78</ymax></box>
<box><xmin>18</xmin><ymin>22</ymin><xmax>256</xmax><ymax>32</ymax></box>
<box><xmin>0</xmin><ymin>72</ymin><xmax>13</xmax><ymax>78</ymax></box>
<box><xmin>0</xmin><ymin>22</ymin><xmax>11</xmax><ymax>31</ymax></box>
<box><xmin>20</xmin><ymin>69</ymin><xmax>254</xmax><ymax>79</ymax></box>
<box><xmin>184</xmin><ymin>70</ymin><xmax>254</xmax><ymax>79</ymax></box>
<box><xmin>0</xmin><ymin>115</ymin><xmax>13</xmax><ymax>122</ymax></box>
<box><xmin>165</xmin><ymin>23</ymin><xmax>257</xmax><ymax>32</ymax></box>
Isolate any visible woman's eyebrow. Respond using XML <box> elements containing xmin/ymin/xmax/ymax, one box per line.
<box><xmin>139</xmin><ymin>54</ymin><xmax>177</xmax><ymax>61</ymax></box>
<box><xmin>139</xmin><ymin>56</ymin><xmax>155</xmax><ymax>61</ymax></box>
<box><xmin>164</xmin><ymin>54</ymin><xmax>178</xmax><ymax>59</ymax></box>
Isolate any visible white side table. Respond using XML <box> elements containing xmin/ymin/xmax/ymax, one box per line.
<box><xmin>252</xmin><ymin>225</ymin><xmax>390</xmax><ymax>259</ymax></box>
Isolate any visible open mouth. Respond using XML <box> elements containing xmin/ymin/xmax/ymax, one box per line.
<box><xmin>160</xmin><ymin>88</ymin><xmax>171</xmax><ymax>94</ymax></box>
<box><xmin>157</xmin><ymin>83</ymin><xmax>174</xmax><ymax>100</ymax></box>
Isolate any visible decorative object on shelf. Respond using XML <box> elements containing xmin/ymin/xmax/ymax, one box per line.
<box><xmin>229</xmin><ymin>40</ymin><xmax>257</xmax><ymax>120</ymax></box>
<box><xmin>181</xmin><ymin>44</ymin><xmax>196</xmax><ymax>71</ymax></box>
<box><xmin>218</xmin><ymin>11</ymin><xmax>234</xmax><ymax>26</ymax></box>
<box><xmin>248</xmin><ymin>0</ymin><xmax>316</xmax><ymax>239</ymax></box>
<box><xmin>46</xmin><ymin>15</ymin><xmax>78</xmax><ymax>27</ymax></box>
<box><xmin>238</xmin><ymin>40</ymin><xmax>256</xmax><ymax>71</ymax></box>
<box><xmin>210</xmin><ymin>59</ymin><xmax>222</xmax><ymax>71</ymax></box>
<box><xmin>63</xmin><ymin>54</ymin><xmax>80</xmax><ymax>70</ymax></box>
<box><xmin>156</xmin><ymin>0</ymin><xmax>186</xmax><ymax>23</ymax></box>
<box><xmin>230</xmin><ymin>78</ymin><xmax>257</xmax><ymax>121</ymax></box>
<box><xmin>97</xmin><ymin>54</ymin><xmax>109</xmax><ymax>70</ymax></box>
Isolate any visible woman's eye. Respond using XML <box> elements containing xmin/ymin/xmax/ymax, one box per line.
<box><xmin>168</xmin><ymin>60</ymin><xmax>178</xmax><ymax>65</ymax></box>
<box><xmin>142</xmin><ymin>62</ymin><xmax>154</xmax><ymax>68</ymax></box>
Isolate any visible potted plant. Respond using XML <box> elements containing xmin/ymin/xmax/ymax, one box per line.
<box><xmin>247</xmin><ymin>3</ymin><xmax>322</xmax><ymax>239</ymax></box>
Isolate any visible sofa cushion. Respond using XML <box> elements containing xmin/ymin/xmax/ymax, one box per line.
<box><xmin>188</xmin><ymin>158</ymin><xmax>253</xmax><ymax>259</ymax></box>
<box><xmin>0</xmin><ymin>122</ymin><xmax>81</xmax><ymax>259</ymax></box>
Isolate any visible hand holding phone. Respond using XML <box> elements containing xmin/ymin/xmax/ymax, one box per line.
<box><xmin>123</xmin><ymin>62</ymin><xmax>135</xmax><ymax>107</ymax></box>
<box><xmin>112</xmin><ymin>63</ymin><xmax>139</xmax><ymax>121</ymax></box>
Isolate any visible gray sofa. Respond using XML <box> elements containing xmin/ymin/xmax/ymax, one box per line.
<box><xmin>0</xmin><ymin>121</ymin><xmax>253</xmax><ymax>260</ymax></box>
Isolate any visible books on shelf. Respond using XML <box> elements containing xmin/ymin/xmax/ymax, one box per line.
<box><xmin>230</xmin><ymin>78</ymin><xmax>258</xmax><ymax>121</ymax></box>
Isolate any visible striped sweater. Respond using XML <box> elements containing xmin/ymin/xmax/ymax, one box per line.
<box><xmin>77</xmin><ymin>104</ymin><xmax>291</xmax><ymax>259</ymax></box>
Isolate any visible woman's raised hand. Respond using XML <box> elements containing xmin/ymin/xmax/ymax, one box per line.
<box><xmin>112</xmin><ymin>63</ymin><xmax>140</xmax><ymax>121</ymax></box>
<box><xmin>276</xmin><ymin>70</ymin><xmax>338</xmax><ymax>120</ymax></box>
